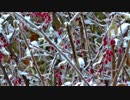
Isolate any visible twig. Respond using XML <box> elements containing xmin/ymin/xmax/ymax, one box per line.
<box><xmin>111</xmin><ymin>45</ymin><xmax>116</xmax><ymax>79</ymax></box>
<box><xmin>14</xmin><ymin>12</ymin><xmax>90</xmax><ymax>86</ymax></box>
<box><xmin>112</xmin><ymin>40</ymin><xmax>130</xmax><ymax>86</ymax></box>
<box><xmin>0</xmin><ymin>63</ymin><xmax>12</xmax><ymax>86</ymax></box>
<box><xmin>68</xmin><ymin>12</ymin><xmax>82</xmax><ymax>25</ymax></box>
<box><xmin>123</xmin><ymin>67</ymin><xmax>130</xmax><ymax>81</ymax></box>
<box><xmin>66</xmin><ymin>24</ymin><xmax>80</xmax><ymax>69</ymax></box>
<box><xmin>18</xmin><ymin>24</ymin><xmax>45</xmax><ymax>86</ymax></box>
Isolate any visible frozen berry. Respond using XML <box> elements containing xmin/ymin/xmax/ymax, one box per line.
<box><xmin>110</xmin><ymin>39</ymin><xmax>115</xmax><ymax>45</ymax></box>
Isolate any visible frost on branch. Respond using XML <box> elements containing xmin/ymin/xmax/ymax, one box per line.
<box><xmin>0</xmin><ymin>12</ymin><xmax>130</xmax><ymax>86</ymax></box>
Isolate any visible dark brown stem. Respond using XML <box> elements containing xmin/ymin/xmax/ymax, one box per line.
<box><xmin>0</xmin><ymin>63</ymin><xmax>12</xmax><ymax>86</ymax></box>
<box><xmin>66</xmin><ymin>24</ymin><xmax>80</xmax><ymax>70</ymax></box>
<box><xmin>111</xmin><ymin>45</ymin><xmax>116</xmax><ymax>79</ymax></box>
<box><xmin>15</xmin><ymin>12</ymin><xmax>90</xmax><ymax>86</ymax></box>
<box><xmin>18</xmin><ymin>24</ymin><xmax>45</xmax><ymax>86</ymax></box>
<box><xmin>112</xmin><ymin>40</ymin><xmax>130</xmax><ymax>86</ymax></box>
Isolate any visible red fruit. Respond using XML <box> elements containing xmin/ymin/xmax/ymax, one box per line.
<box><xmin>1</xmin><ymin>36</ymin><xmax>5</xmax><ymax>41</ymax></box>
<box><xmin>103</xmin><ymin>36</ymin><xmax>107</xmax><ymax>41</ymax></box>
<box><xmin>106</xmin><ymin>49</ymin><xmax>109</xmax><ymax>55</ymax></box>
<box><xmin>87</xmin><ymin>78</ymin><xmax>91</xmax><ymax>82</ymax></box>
<box><xmin>0</xmin><ymin>53</ymin><xmax>2</xmax><ymax>62</ymax></box>
<box><xmin>103</xmin><ymin>40</ymin><xmax>107</xmax><ymax>46</ymax></box>
<box><xmin>109</xmin><ymin>50</ymin><xmax>114</xmax><ymax>56</ymax></box>
<box><xmin>98</xmin><ymin>67</ymin><xmax>103</xmax><ymax>73</ymax></box>
<box><xmin>118</xmin><ymin>47</ymin><xmax>123</xmax><ymax>54</ymax></box>
<box><xmin>3</xmin><ymin>42</ymin><xmax>8</xmax><ymax>47</ymax></box>
<box><xmin>76</xmin><ymin>39</ymin><xmax>80</xmax><ymax>44</ymax></box>
<box><xmin>58</xmin><ymin>29</ymin><xmax>62</xmax><ymax>36</ymax></box>
<box><xmin>55</xmin><ymin>69</ymin><xmax>59</xmax><ymax>73</ymax></box>
<box><xmin>66</xmin><ymin>64</ymin><xmax>70</xmax><ymax>69</ymax></box>
<box><xmin>55</xmin><ymin>73</ymin><xmax>59</xmax><ymax>78</ymax></box>
<box><xmin>50</xmin><ymin>46</ymin><xmax>55</xmax><ymax>51</ymax></box>
<box><xmin>75</xmin><ymin>18</ymin><xmax>80</xmax><ymax>21</ymax></box>
<box><xmin>60</xmin><ymin>65</ymin><xmax>64</xmax><ymax>69</ymax></box>
<box><xmin>108</xmin><ymin>56</ymin><xmax>111</xmax><ymax>62</ymax></box>
<box><xmin>110</xmin><ymin>39</ymin><xmax>115</xmax><ymax>45</ymax></box>
<box><xmin>58</xmin><ymin>78</ymin><xmax>62</xmax><ymax>85</ymax></box>
<box><xmin>104</xmin><ymin>60</ymin><xmax>108</xmax><ymax>64</ymax></box>
<box><xmin>64</xmin><ymin>45</ymin><xmax>68</xmax><ymax>49</ymax></box>
<box><xmin>17</xmin><ymin>78</ymin><xmax>22</xmax><ymax>84</ymax></box>
<box><xmin>90</xmin><ymin>68</ymin><xmax>94</xmax><ymax>74</ymax></box>
<box><xmin>59</xmin><ymin>72</ymin><xmax>62</xmax><ymax>75</ymax></box>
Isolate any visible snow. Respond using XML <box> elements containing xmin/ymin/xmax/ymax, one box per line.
<box><xmin>0</xmin><ymin>47</ymin><xmax>10</xmax><ymax>56</ymax></box>
<box><xmin>0</xmin><ymin>18</ymin><xmax>4</xmax><ymax>24</ymax></box>
<box><xmin>63</xmin><ymin>81</ymin><xmax>72</xmax><ymax>86</ymax></box>
<box><xmin>6</xmin><ymin>32</ymin><xmax>13</xmax><ymax>42</ymax></box>
<box><xmin>1</xmin><ymin>14</ymin><xmax>10</xmax><ymax>19</ymax></box>
<box><xmin>117</xmin><ymin>23</ymin><xmax>130</xmax><ymax>36</ymax></box>
<box><xmin>72</xmin><ymin>57</ymin><xmax>85</xmax><ymax>69</ymax></box>
<box><xmin>126</xmin><ymin>81</ymin><xmax>130</xmax><ymax>86</ymax></box>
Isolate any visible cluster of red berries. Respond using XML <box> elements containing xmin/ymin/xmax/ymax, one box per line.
<box><xmin>104</xmin><ymin>49</ymin><xmax>114</xmax><ymax>64</ymax></box>
<box><xmin>55</xmin><ymin>68</ymin><xmax>62</xmax><ymax>86</ymax></box>
<box><xmin>10</xmin><ymin>76</ymin><xmax>22</xmax><ymax>86</ymax></box>
<box><xmin>30</xmin><ymin>12</ymin><xmax>51</xmax><ymax>24</ymax></box>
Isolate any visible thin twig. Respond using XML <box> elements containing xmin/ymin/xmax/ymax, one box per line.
<box><xmin>18</xmin><ymin>24</ymin><xmax>45</xmax><ymax>86</ymax></box>
<box><xmin>14</xmin><ymin>12</ymin><xmax>90</xmax><ymax>86</ymax></box>
<box><xmin>111</xmin><ymin>45</ymin><xmax>116</xmax><ymax>79</ymax></box>
<box><xmin>112</xmin><ymin>40</ymin><xmax>130</xmax><ymax>86</ymax></box>
<box><xmin>68</xmin><ymin>12</ymin><xmax>82</xmax><ymax>25</ymax></box>
<box><xmin>0</xmin><ymin>63</ymin><xmax>12</xmax><ymax>86</ymax></box>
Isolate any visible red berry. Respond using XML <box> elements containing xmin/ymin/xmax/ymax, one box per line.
<box><xmin>98</xmin><ymin>67</ymin><xmax>103</xmax><ymax>73</ymax></box>
<box><xmin>0</xmin><ymin>53</ymin><xmax>2</xmax><ymax>62</ymax></box>
<box><xmin>108</xmin><ymin>56</ymin><xmax>111</xmax><ymax>62</ymax></box>
<box><xmin>90</xmin><ymin>68</ymin><xmax>94</xmax><ymax>74</ymax></box>
<box><xmin>103</xmin><ymin>36</ymin><xmax>107</xmax><ymax>41</ymax></box>
<box><xmin>106</xmin><ymin>49</ymin><xmax>109</xmax><ymax>55</ymax></box>
<box><xmin>55</xmin><ymin>69</ymin><xmax>59</xmax><ymax>73</ymax></box>
<box><xmin>60</xmin><ymin>65</ymin><xmax>64</xmax><ymax>69</ymax></box>
<box><xmin>64</xmin><ymin>45</ymin><xmax>68</xmax><ymax>49</ymax></box>
<box><xmin>66</xmin><ymin>64</ymin><xmax>70</xmax><ymax>69</ymax></box>
<box><xmin>118</xmin><ymin>47</ymin><xmax>123</xmax><ymax>54</ymax></box>
<box><xmin>55</xmin><ymin>73</ymin><xmax>59</xmax><ymax>78</ymax></box>
<box><xmin>76</xmin><ymin>39</ymin><xmax>80</xmax><ymax>44</ymax></box>
<box><xmin>1</xmin><ymin>36</ymin><xmax>5</xmax><ymax>41</ymax></box>
<box><xmin>59</xmin><ymin>72</ymin><xmax>62</xmax><ymax>75</ymax></box>
<box><xmin>50</xmin><ymin>46</ymin><xmax>55</xmax><ymax>51</ymax></box>
<box><xmin>104</xmin><ymin>60</ymin><xmax>108</xmax><ymax>64</ymax></box>
<box><xmin>110</xmin><ymin>39</ymin><xmax>115</xmax><ymax>45</ymax></box>
<box><xmin>58</xmin><ymin>29</ymin><xmax>62</xmax><ymax>36</ymax></box>
<box><xmin>109</xmin><ymin>50</ymin><xmax>114</xmax><ymax>56</ymax></box>
<box><xmin>75</xmin><ymin>18</ymin><xmax>80</xmax><ymax>21</ymax></box>
<box><xmin>87</xmin><ymin>78</ymin><xmax>91</xmax><ymax>82</ymax></box>
<box><xmin>18</xmin><ymin>78</ymin><xmax>22</xmax><ymax>84</ymax></box>
<box><xmin>58</xmin><ymin>78</ymin><xmax>62</xmax><ymax>85</ymax></box>
<box><xmin>103</xmin><ymin>40</ymin><xmax>107</xmax><ymax>46</ymax></box>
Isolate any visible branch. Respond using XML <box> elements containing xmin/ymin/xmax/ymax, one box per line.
<box><xmin>14</xmin><ymin>12</ymin><xmax>90</xmax><ymax>86</ymax></box>
<box><xmin>68</xmin><ymin>12</ymin><xmax>83</xmax><ymax>25</ymax></box>
<box><xmin>0</xmin><ymin>63</ymin><xmax>12</xmax><ymax>86</ymax></box>
<box><xmin>112</xmin><ymin>40</ymin><xmax>130</xmax><ymax>86</ymax></box>
<box><xmin>18</xmin><ymin>24</ymin><xmax>45</xmax><ymax>86</ymax></box>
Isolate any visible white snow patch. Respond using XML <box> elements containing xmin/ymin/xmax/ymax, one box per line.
<box><xmin>63</xmin><ymin>82</ymin><xmax>72</xmax><ymax>86</ymax></box>
<box><xmin>0</xmin><ymin>47</ymin><xmax>10</xmax><ymax>56</ymax></box>
<box><xmin>0</xmin><ymin>18</ymin><xmax>4</xmax><ymax>24</ymax></box>
<box><xmin>118</xmin><ymin>23</ymin><xmax>130</xmax><ymax>36</ymax></box>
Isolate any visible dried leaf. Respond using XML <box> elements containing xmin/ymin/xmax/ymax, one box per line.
<box><xmin>108</xmin><ymin>19</ymin><xmax>118</xmax><ymax>38</ymax></box>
